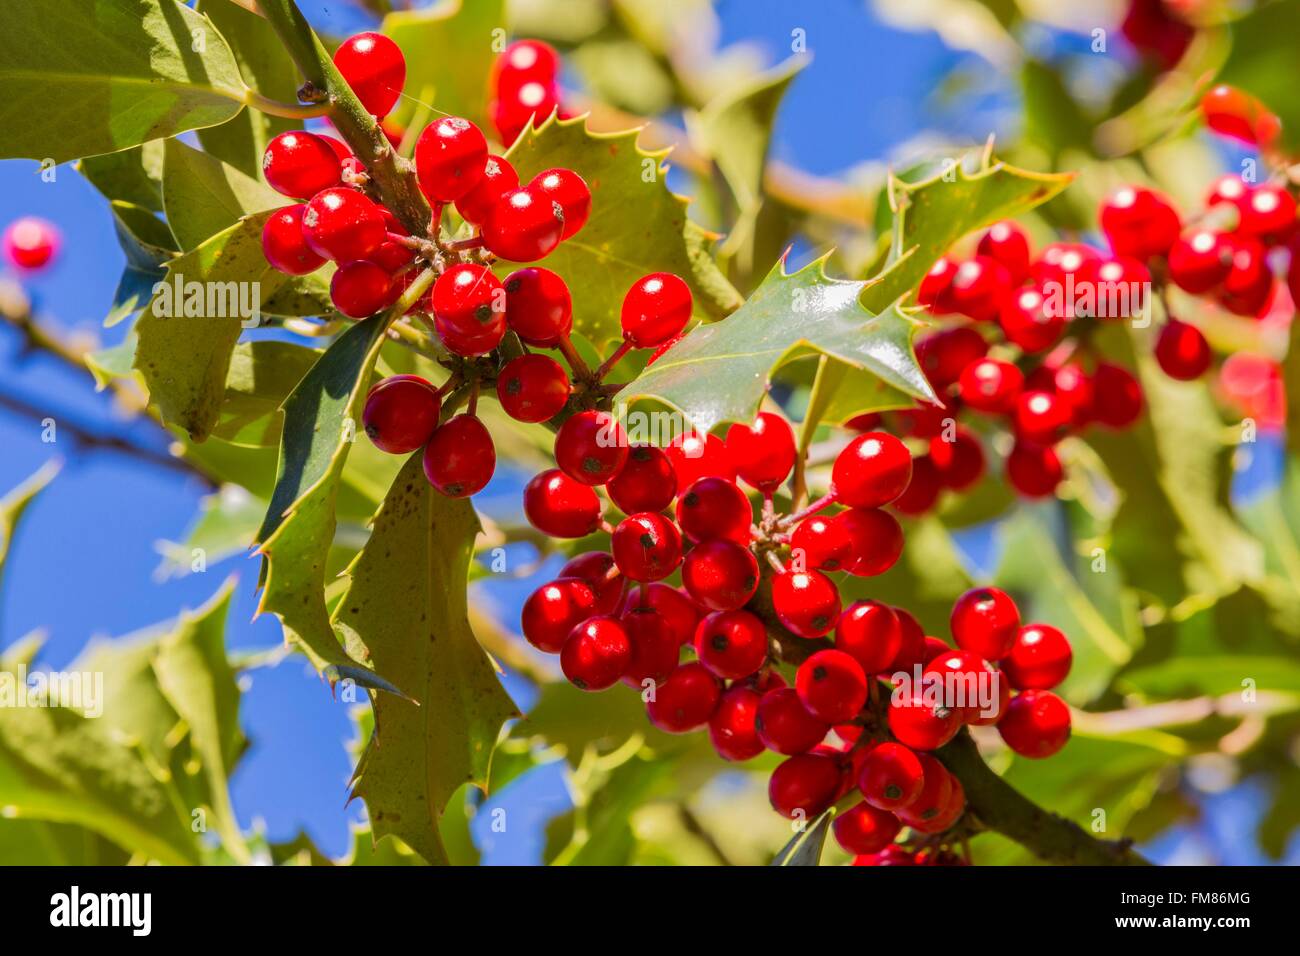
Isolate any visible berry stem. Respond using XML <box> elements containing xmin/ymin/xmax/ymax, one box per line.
<box><xmin>763</xmin><ymin>550</ymin><xmax>786</xmax><ymax>575</ymax></box>
<box><xmin>447</xmin><ymin>236</ymin><xmax>485</xmax><ymax>252</ymax></box>
<box><xmin>776</xmin><ymin>491</ymin><xmax>838</xmax><ymax>529</ymax></box>
<box><xmin>593</xmin><ymin>339</ymin><xmax>633</xmax><ymax>382</ymax></box>
<box><xmin>556</xmin><ymin>333</ymin><xmax>595</xmax><ymax>384</ymax></box>
<box><xmin>242</xmin><ymin>87</ymin><xmax>333</xmax><ymax>119</ymax></box>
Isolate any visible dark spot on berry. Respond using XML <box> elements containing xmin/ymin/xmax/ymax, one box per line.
<box><xmin>683</xmin><ymin>492</ymin><xmax>698</xmax><ymax>507</ymax></box>
<box><xmin>474</xmin><ymin>304</ymin><xmax>493</xmax><ymax>324</ymax></box>
<box><xmin>640</xmin><ymin>532</ymin><xmax>655</xmax><ymax>549</ymax></box>
<box><xmin>506</xmin><ymin>378</ymin><xmax>522</xmax><ymax>395</ymax></box>
<box><xmin>812</xmin><ymin>614</ymin><xmax>829</xmax><ymax>629</ymax></box>
<box><xmin>920</xmin><ymin>807</ymin><xmax>938</xmax><ymax>820</ymax></box>
<box><xmin>711</xmin><ymin>633</ymin><xmax>729</xmax><ymax>652</ymax></box>
<box><xmin>582</xmin><ymin>456</ymin><xmax>602</xmax><ymax>473</ymax></box>
<box><xmin>812</xmin><ymin>665</ymin><xmax>827</xmax><ymax>682</ymax></box>
<box><xmin>744</xmin><ymin>575</ymin><xmax>757</xmax><ymax>591</ymax></box>
<box><xmin>884</xmin><ymin>784</ymin><xmax>901</xmax><ymax>799</ymax></box>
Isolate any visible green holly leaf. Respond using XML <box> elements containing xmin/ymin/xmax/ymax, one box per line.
<box><xmin>0</xmin><ymin>0</ymin><xmax>246</xmax><ymax>163</ymax></box>
<box><xmin>162</xmin><ymin>138</ymin><xmax>284</xmax><ymax>251</ymax></box>
<box><xmin>501</xmin><ymin>115</ymin><xmax>743</xmax><ymax>348</ymax></box>
<box><xmin>78</xmin><ymin>141</ymin><xmax>166</xmax><ymax>212</ymax></box>
<box><xmin>343</xmin><ymin>455</ymin><xmax>519</xmax><ymax>866</ymax></box>
<box><xmin>770</xmin><ymin>808</ymin><xmax>833</xmax><ymax>866</ymax></box>
<box><xmin>211</xmin><ymin>340</ymin><xmax>322</xmax><ymax>447</ymax></box>
<box><xmin>0</xmin><ymin>462</ymin><xmax>59</xmax><ymax>599</ymax></box>
<box><xmin>196</xmin><ymin>0</ymin><xmax>302</xmax><ymax>177</ymax></box>
<box><xmin>622</xmin><ymin>254</ymin><xmax>933</xmax><ymax>436</ymax></box>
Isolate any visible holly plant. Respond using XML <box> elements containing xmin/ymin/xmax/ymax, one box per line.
<box><xmin>0</xmin><ymin>0</ymin><xmax>1298</xmax><ymax>868</ymax></box>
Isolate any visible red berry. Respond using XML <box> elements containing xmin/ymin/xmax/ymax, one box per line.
<box><xmin>620</xmin><ymin>605</ymin><xmax>681</xmax><ymax>687</ymax></box>
<box><xmin>967</xmin><ymin>663</ymin><xmax>1011</xmax><ymax>727</ymax></box>
<box><xmin>976</xmin><ymin>220</ymin><xmax>1031</xmax><ymax>284</ymax></box>
<box><xmin>999</xmin><ymin>287</ymin><xmax>1065</xmax><ymax>353</ymax></box>
<box><xmin>796</xmin><ymin>649</ymin><xmax>867</xmax><ymax>723</ymax></box>
<box><xmin>951</xmin><ymin>587</ymin><xmax>1019</xmax><ymax>661</ymax></box>
<box><xmin>496</xmin><ymin>354</ymin><xmax>571</xmax><ymax>422</ymax></box>
<box><xmin>301</xmin><ymin>187</ymin><xmax>385</xmax><ymax>262</ymax></box>
<box><xmin>726</xmin><ymin>412</ymin><xmax>796</xmax><ymax>491</ymax></box>
<box><xmin>646</xmin><ymin>662</ymin><xmax>721</xmax><ymax>733</ymax></box>
<box><xmin>693</xmin><ymin>609</ymin><xmax>767</xmax><ymax>680</ymax></box>
<box><xmin>857</xmin><ymin>742</ymin><xmax>924</xmax><ymax>811</ymax></box>
<box><xmin>561</xmin><ymin>616</ymin><xmax>631</xmax><ymax>690</ymax></box>
<box><xmin>621</xmin><ymin>272</ymin><xmax>693</xmax><ymax>347</ymax></box>
<box><xmin>455</xmin><ymin>155</ymin><xmax>519</xmax><ymax>226</ymax></box>
<box><xmin>835</xmin><ymin>600</ymin><xmax>903</xmax><ymax>673</ymax></box>
<box><xmin>772</xmin><ymin>569</ymin><xmax>842</xmax><ymax>639</ymax></box>
<box><xmin>768</xmin><ymin>753</ymin><xmax>842</xmax><ymax>819</ymax></box>
<box><xmin>891</xmin><ymin>456</ymin><xmax>941</xmax><ymax>516</ymax></box>
<box><xmin>414</xmin><ymin>117</ymin><xmax>488</xmax><ymax>202</ymax></box>
<box><xmin>1006</xmin><ymin>440</ymin><xmax>1064</xmax><ymax>497</ymax></box>
<box><xmin>611</xmin><ymin>512</ymin><xmax>682</xmax><ymax>582</ymax></box>
<box><xmin>330</xmin><ymin>260</ymin><xmax>395</xmax><ymax>318</ymax></box>
<box><xmin>681</xmin><ymin>538</ymin><xmax>759</xmax><ymax>611</ymax></box>
<box><xmin>491</xmin><ymin>40</ymin><xmax>561</xmax><ymax>97</ymax></box>
<box><xmin>1200</xmin><ymin>84</ymin><xmax>1281</xmax><ymax>147</ymax></box>
<box><xmin>832</xmin><ymin>432</ymin><xmax>912</xmax><ymax>508</ymax></box>
<box><xmin>917</xmin><ymin>256</ymin><xmax>958</xmax><ymax>307</ymax></box>
<box><xmin>554</xmin><ymin>409</ymin><xmax>627</xmax><ymax>485</ymax></box>
<box><xmin>1031</xmin><ymin>241</ymin><xmax>1101</xmax><ymax>289</ymax></box>
<box><xmin>790</xmin><ymin>514</ymin><xmax>852</xmax><ymax>572</ymax></box>
<box><xmin>959</xmin><ymin>357</ymin><xmax>1023</xmax><ymax>414</ymax></box>
<box><xmin>1218</xmin><ymin>235</ymin><xmax>1275</xmax><ymax>316</ymax></box>
<box><xmin>318</xmin><ymin>134</ymin><xmax>364</xmax><ymax>177</ymax></box>
<box><xmin>1168</xmin><ymin>229</ymin><xmax>1232</xmax><ymax>294</ymax></box>
<box><xmin>1014</xmin><ymin>390</ymin><xmax>1071</xmax><ymax>444</ymax></box>
<box><xmin>932</xmin><ymin>255</ymin><xmax>1011</xmax><ymax>321</ymax></box>
<box><xmin>929</xmin><ymin>429</ymin><xmax>985</xmax><ymax>491</ymax></box>
<box><xmin>1091</xmin><ymin>362</ymin><xmax>1143</xmax><ymax>428</ymax></box>
<box><xmin>666</xmin><ymin>432</ymin><xmax>736</xmax><ymax>494</ymax></box>
<box><xmin>1155</xmin><ymin>319</ymin><xmax>1212</xmax><ymax>380</ymax></box>
<box><xmin>1237</xmin><ymin>185</ymin><xmax>1297</xmax><ymax>242</ymax></box>
<box><xmin>522</xmin><ymin>578</ymin><xmax>597</xmax><ymax>653</ymax></box>
<box><xmin>756</xmin><ymin>688</ymin><xmax>830</xmax><ymax>754</ymax></box>
<box><xmin>422</xmin><ymin>415</ymin><xmax>495</xmax><ymax>497</ymax></box>
<box><xmin>835</xmin><ymin>507</ymin><xmax>905</xmax><ymax>577</ymax></box>
<box><xmin>261</xmin><ymin>205</ymin><xmax>326</xmax><ymax>275</ymax></box>
<box><xmin>916</xmin><ymin>326</ymin><xmax>988</xmax><ymax>389</ymax></box>
<box><xmin>675</xmin><ymin>476</ymin><xmax>751</xmax><ymax>544</ymax></box>
<box><xmin>832</xmin><ymin>802</ymin><xmax>901</xmax><ymax>855</ymax></box>
<box><xmin>1121</xmin><ymin>0</ymin><xmax>1193</xmax><ymax>69</ymax></box>
<box><xmin>998</xmin><ymin>689</ymin><xmax>1071</xmax><ymax>758</ymax></box>
<box><xmin>432</xmin><ymin>263</ymin><xmax>506</xmax><ymax>356</ymax></box>
<box><xmin>559</xmin><ymin>551</ymin><xmax>622</xmax><ymax>614</ymax></box>
<box><xmin>639</xmin><ymin>583</ymin><xmax>703</xmax><ymax>645</ymax></box>
<box><xmin>334</xmin><ymin>32</ymin><xmax>406</xmax><ymax>118</ymax></box>
<box><xmin>887</xmin><ymin>607</ymin><xmax>928</xmax><ymax>673</ymax></box>
<box><xmin>1003</xmin><ymin>623</ymin><xmax>1072</xmax><ymax>691</ymax></box>
<box><xmin>363</xmin><ymin>374</ymin><xmax>440</xmax><ymax>454</ymax></box>
<box><xmin>607</xmin><ymin>444</ymin><xmax>676</xmax><ymax>514</ymax></box>
<box><xmin>709</xmin><ymin>686</ymin><xmax>765</xmax><ymax>761</ymax></box>
<box><xmin>909</xmin><ymin>773</ymin><xmax>965</xmax><ymax>834</ymax></box>
<box><xmin>533</xmin><ymin>167</ymin><xmax>591</xmax><ymax>240</ymax></box>
<box><xmin>2</xmin><ymin>217</ymin><xmax>59</xmax><ymax>270</ymax></box>
<box><xmin>923</xmin><ymin>648</ymin><xmax>989</xmax><ymax>722</ymax></box>
<box><xmin>887</xmin><ymin>692</ymin><xmax>960</xmax><ymax>751</ymax></box>
<box><xmin>523</xmin><ymin>468</ymin><xmax>602</xmax><ymax>537</ymax></box>
<box><xmin>262</xmin><ymin>131</ymin><xmax>341</xmax><ymax>200</ymax></box>
<box><xmin>482</xmin><ymin>185</ymin><xmax>564</xmax><ymax>261</ymax></box>
<box><xmin>1099</xmin><ymin>186</ymin><xmax>1180</xmax><ymax>260</ymax></box>
<box><xmin>854</xmin><ymin>845</ymin><xmax>916</xmax><ymax>866</ymax></box>
<box><xmin>503</xmin><ymin>267</ymin><xmax>572</xmax><ymax>347</ymax></box>
<box><xmin>895</xmin><ymin>753</ymin><xmax>952</xmax><ymax>825</ymax></box>
<box><xmin>489</xmin><ymin>81</ymin><xmax>559</xmax><ymax>145</ymax></box>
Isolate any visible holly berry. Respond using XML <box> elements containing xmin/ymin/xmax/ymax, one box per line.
<box><xmin>621</xmin><ymin>272</ymin><xmax>693</xmax><ymax>347</ymax></box>
<box><xmin>959</xmin><ymin>357</ymin><xmax>1023</xmax><ymax>414</ymax></box>
<box><xmin>496</xmin><ymin>354</ymin><xmax>571</xmax><ymax>422</ymax></box>
<box><xmin>561</xmin><ymin>617</ymin><xmax>631</xmax><ymax>691</ymax></box>
<box><xmin>560</xmin><ymin>551</ymin><xmax>623</xmax><ymax>614</ymax></box>
<box><xmin>1155</xmin><ymin>319</ymin><xmax>1212</xmax><ymax>380</ymax></box>
<box><xmin>977</xmin><ymin>220</ymin><xmax>1031</xmax><ymax>284</ymax></box>
<box><xmin>330</xmin><ymin>260</ymin><xmax>395</xmax><ymax>318</ymax></box>
<box><xmin>523</xmin><ymin>468</ymin><xmax>602</xmax><ymax>538</ymax></box>
<box><xmin>709</xmin><ymin>686</ymin><xmax>765</xmax><ymax>761</ymax></box>
<box><xmin>554</xmin><ymin>409</ymin><xmax>628</xmax><ymax>485</ymax></box>
<box><xmin>1168</xmin><ymin>229</ymin><xmax>1232</xmax><ymax>294</ymax></box>
<box><xmin>414</xmin><ymin>117</ymin><xmax>488</xmax><ymax>202</ymax></box>
<box><xmin>768</xmin><ymin>753</ymin><xmax>842</xmax><ymax>819</ymax></box>
<box><xmin>835</xmin><ymin>600</ymin><xmax>903</xmax><ymax>673</ymax></box>
<box><xmin>923</xmin><ymin>648</ymin><xmax>989</xmax><ymax>722</ymax></box>
<box><xmin>888</xmin><ymin>607</ymin><xmax>928</xmax><ymax>672</ymax></box>
<box><xmin>607</xmin><ymin>444</ymin><xmax>676</xmax><ymax>515</ymax></box>
<box><xmin>489</xmin><ymin>81</ymin><xmax>559</xmax><ymax>145</ymax></box>
<box><xmin>2</xmin><ymin>216</ymin><xmax>59</xmax><ymax>271</ymax></box>
<box><xmin>832</xmin><ymin>802</ymin><xmax>901</xmax><ymax>855</ymax></box>
<box><xmin>693</xmin><ymin>609</ymin><xmax>768</xmax><ymax>680</ymax></box>
<box><xmin>262</xmin><ymin>205</ymin><xmax>326</xmax><ymax>276</ymax></box>
<box><xmin>857</xmin><ymin>742</ymin><xmax>925</xmax><ymax>811</ymax></box>
<box><xmin>1006</xmin><ymin>440</ymin><xmax>1064</xmax><ymax>498</ymax></box>
<box><xmin>998</xmin><ymin>689</ymin><xmax>1071</xmax><ymax>758</ymax></box>
<box><xmin>951</xmin><ymin>587</ymin><xmax>1020</xmax><ymax>661</ymax></box>
<box><xmin>621</xmin><ymin>605</ymin><xmax>681</xmax><ymax>687</ymax></box>
<box><xmin>423</xmin><ymin>415</ymin><xmax>495</xmax><ymax>497</ymax></box>
<box><xmin>1002</xmin><ymin>623</ymin><xmax>1072</xmax><ymax>690</ymax></box>
<box><xmin>887</xmin><ymin>692</ymin><xmax>960</xmax><ymax>751</ymax></box>
<box><xmin>999</xmin><ymin>287</ymin><xmax>1065</xmax><ymax>353</ymax></box>
<box><xmin>363</xmin><ymin>375</ymin><xmax>441</xmax><ymax>454</ymax></box>
<box><xmin>503</xmin><ymin>267</ymin><xmax>572</xmax><ymax>347</ymax></box>
<box><xmin>611</xmin><ymin>512</ymin><xmax>682</xmax><ymax>582</ymax></box>
<box><xmin>894</xmin><ymin>753</ymin><xmax>952</xmax><ymax>826</ymax></box>
<box><xmin>917</xmin><ymin>326</ymin><xmax>988</xmax><ymax>389</ymax></box>
<box><xmin>726</xmin><ymin>412</ymin><xmax>796</xmax><ymax>491</ymax></box>
<box><xmin>756</xmin><ymin>687</ymin><xmax>830</xmax><ymax>754</ymax></box>
<box><xmin>491</xmin><ymin>39</ymin><xmax>561</xmax><ymax>97</ymax></box>
<box><xmin>262</xmin><ymin>131</ymin><xmax>341</xmax><ymax>200</ymax></box>
<box><xmin>1090</xmin><ymin>362</ymin><xmax>1143</xmax><ymax>428</ymax></box>
<box><xmin>929</xmin><ymin>429</ymin><xmax>985</xmax><ymax>491</ymax></box>
<box><xmin>1100</xmin><ymin>186</ymin><xmax>1180</xmax><ymax>260</ymax></box>
<box><xmin>431</xmin><ymin>263</ymin><xmax>506</xmax><ymax>356</ymax></box>
<box><xmin>301</xmin><ymin>187</ymin><xmax>386</xmax><ymax>262</ymax></box>
<box><xmin>791</xmin><ymin>514</ymin><xmax>853</xmax><ymax>572</ymax></box>
<box><xmin>334</xmin><ymin>32</ymin><xmax>406</xmax><ymax>118</ymax></box>
<box><xmin>1199</xmin><ymin>84</ymin><xmax>1281</xmax><ymax>147</ymax></box>
<box><xmin>675</xmin><ymin>476</ymin><xmax>751</xmax><ymax>544</ymax></box>
<box><xmin>835</xmin><ymin>507</ymin><xmax>905</xmax><ymax>577</ymax></box>
<box><xmin>639</xmin><ymin>583</ymin><xmax>703</xmax><ymax>645</ymax></box>
<box><xmin>1237</xmin><ymin>185</ymin><xmax>1297</xmax><ymax>242</ymax></box>
<box><xmin>932</xmin><ymin>255</ymin><xmax>1011</xmax><ymax>322</ymax></box>
<box><xmin>455</xmin><ymin>155</ymin><xmax>519</xmax><ymax>226</ymax></box>
<box><xmin>772</xmin><ymin>569</ymin><xmax>841</xmax><ymax>639</ymax></box>
<box><xmin>482</xmin><ymin>185</ymin><xmax>564</xmax><ymax>261</ymax></box>
<box><xmin>854</xmin><ymin>845</ymin><xmax>916</xmax><ymax>866</ymax></box>
<box><xmin>796</xmin><ymin>649</ymin><xmax>867</xmax><ymax>724</ymax></box>
<box><xmin>666</xmin><ymin>432</ymin><xmax>736</xmax><ymax>494</ymax></box>
<box><xmin>908</xmin><ymin>773</ymin><xmax>965</xmax><ymax>834</ymax></box>
<box><xmin>533</xmin><ymin>167</ymin><xmax>592</xmax><ymax>240</ymax></box>
<box><xmin>831</xmin><ymin>432</ymin><xmax>912</xmax><ymax>508</ymax></box>
<box><xmin>681</xmin><ymin>538</ymin><xmax>759</xmax><ymax>611</ymax></box>
<box><xmin>646</xmin><ymin>662</ymin><xmax>721</xmax><ymax>733</ymax></box>
<box><xmin>891</xmin><ymin>456</ymin><xmax>942</xmax><ymax>516</ymax></box>
<box><xmin>522</xmin><ymin>578</ymin><xmax>597</xmax><ymax>653</ymax></box>
<box><xmin>917</xmin><ymin>256</ymin><xmax>958</xmax><ymax>307</ymax></box>
<box><xmin>1014</xmin><ymin>390</ymin><xmax>1071</xmax><ymax>445</ymax></box>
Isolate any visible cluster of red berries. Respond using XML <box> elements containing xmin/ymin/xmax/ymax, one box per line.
<box><xmin>2</xmin><ymin>216</ymin><xmax>60</xmax><ymax>272</ymax></box>
<box><xmin>518</xmin><ymin>409</ymin><xmax>1075</xmax><ymax>861</ymax></box>
<box><xmin>489</xmin><ymin>39</ymin><xmax>567</xmax><ymax>146</ymax></box>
